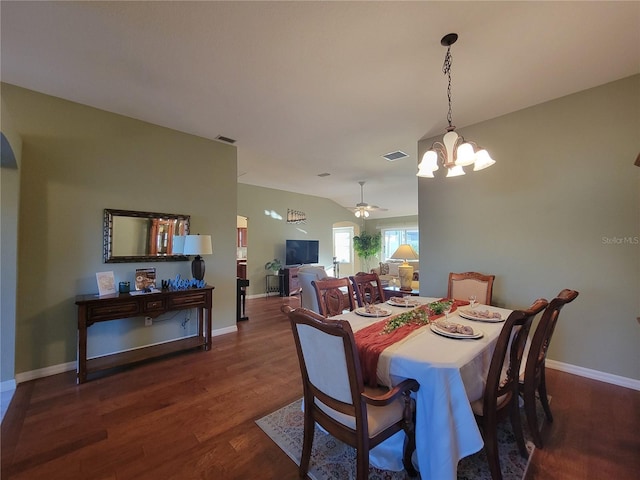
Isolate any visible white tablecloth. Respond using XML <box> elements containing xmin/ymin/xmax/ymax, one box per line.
<box><xmin>332</xmin><ymin>297</ymin><xmax>512</xmax><ymax>480</ymax></box>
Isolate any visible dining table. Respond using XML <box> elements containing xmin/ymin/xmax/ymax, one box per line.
<box><xmin>330</xmin><ymin>296</ymin><xmax>513</xmax><ymax>480</ymax></box>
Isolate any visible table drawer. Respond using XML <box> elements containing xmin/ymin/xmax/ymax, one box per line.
<box><xmin>167</xmin><ymin>291</ymin><xmax>208</xmax><ymax>309</ymax></box>
<box><xmin>88</xmin><ymin>301</ymin><xmax>140</xmax><ymax>321</ymax></box>
<box><xmin>143</xmin><ymin>298</ymin><xmax>166</xmax><ymax>313</ymax></box>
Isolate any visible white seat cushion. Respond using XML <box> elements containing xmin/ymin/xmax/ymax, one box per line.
<box><xmin>314</xmin><ymin>386</ymin><xmax>405</xmax><ymax>437</ymax></box>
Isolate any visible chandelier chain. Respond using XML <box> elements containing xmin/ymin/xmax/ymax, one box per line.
<box><xmin>443</xmin><ymin>46</ymin><xmax>453</xmax><ymax>127</ymax></box>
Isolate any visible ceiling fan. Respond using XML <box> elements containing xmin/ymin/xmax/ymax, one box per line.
<box><xmin>348</xmin><ymin>181</ymin><xmax>387</xmax><ymax>218</ymax></box>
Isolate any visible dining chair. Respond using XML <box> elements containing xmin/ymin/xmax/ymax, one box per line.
<box><xmin>520</xmin><ymin>289</ymin><xmax>579</xmax><ymax>449</ymax></box>
<box><xmin>447</xmin><ymin>271</ymin><xmax>495</xmax><ymax>305</ymax></box>
<box><xmin>312</xmin><ymin>277</ymin><xmax>357</xmax><ymax>317</ymax></box>
<box><xmin>297</xmin><ymin>265</ymin><xmax>330</xmax><ymax>313</ymax></box>
<box><xmin>283</xmin><ymin>305</ymin><xmax>420</xmax><ymax>480</ymax></box>
<box><xmin>350</xmin><ymin>272</ymin><xmax>386</xmax><ymax>307</ymax></box>
<box><xmin>471</xmin><ymin>298</ymin><xmax>548</xmax><ymax>480</ymax></box>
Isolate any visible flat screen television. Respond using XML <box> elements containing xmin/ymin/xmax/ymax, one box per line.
<box><xmin>286</xmin><ymin>239</ymin><xmax>319</xmax><ymax>266</ymax></box>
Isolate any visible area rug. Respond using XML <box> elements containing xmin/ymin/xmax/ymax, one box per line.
<box><xmin>256</xmin><ymin>398</ymin><xmax>541</xmax><ymax>480</ymax></box>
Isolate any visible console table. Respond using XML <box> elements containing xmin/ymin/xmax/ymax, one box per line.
<box><xmin>75</xmin><ymin>286</ymin><xmax>214</xmax><ymax>383</ymax></box>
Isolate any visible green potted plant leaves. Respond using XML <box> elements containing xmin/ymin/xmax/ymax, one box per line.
<box><xmin>264</xmin><ymin>258</ymin><xmax>282</xmax><ymax>273</ymax></box>
<box><xmin>353</xmin><ymin>231</ymin><xmax>381</xmax><ymax>273</ymax></box>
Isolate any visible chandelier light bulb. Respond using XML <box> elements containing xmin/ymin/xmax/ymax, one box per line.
<box><xmin>473</xmin><ymin>149</ymin><xmax>496</xmax><ymax>171</ymax></box>
<box><xmin>455</xmin><ymin>142</ymin><xmax>475</xmax><ymax>167</ymax></box>
<box><xmin>446</xmin><ymin>165</ymin><xmax>466</xmax><ymax>177</ymax></box>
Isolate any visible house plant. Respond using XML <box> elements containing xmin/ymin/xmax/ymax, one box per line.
<box><xmin>264</xmin><ymin>258</ymin><xmax>282</xmax><ymax>273</ymax></box>
<box><xmin>353</xmin><ymin>231</ymin><xmax>381</xmax><ymax>273</ymax></box>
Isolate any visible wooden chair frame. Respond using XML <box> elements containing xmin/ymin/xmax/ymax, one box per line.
<box><xmin>474</xmin><ymin>298</ymin><xmax>548</xmax><ymax>480</ymax></box>
<box><xmin>521</xmin><ymin>289</ymin><xmax>579</xmax><ymax>448</ymax></box>
<box><xmin>283</xmin><ymin>305</ymin><xmax>419</xmax><ymax>479</ymax></box>
<box><xmin>312</xmin><ymin>277</ymin><xmax>357</xmax><ymax>317</ymax></box>
<box><xmin>448</xmin><ymin>271</ymin><xmax>495</xmax><ymax>305</ymax></box>
<box><xmin>350</xmin><ymin>272</ymin><xmax>386</xmax><ymax>307</ymax></box>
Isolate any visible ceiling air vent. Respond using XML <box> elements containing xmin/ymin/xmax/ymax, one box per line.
<box><xmin>216</xmin><ymin>135</ymin><xmax>236</xmax><ymax>144</ymax></box>
<box><xmin>317</xmin><ymin>172</ymin><xmax>330</xmax><ymax>177</ymax></box>
<box><xmin>383</xmin><ymin>150</ymin><xmax>408</xmax><ymax>162</ymax></box>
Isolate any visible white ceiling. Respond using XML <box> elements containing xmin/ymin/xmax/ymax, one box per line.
<box><xmin>2</xmin><ymin>1</ymin><xmax>639</xmax><ymax>218</ymax></box>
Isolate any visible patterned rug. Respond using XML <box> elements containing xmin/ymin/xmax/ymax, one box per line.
<box><xmin>256</xmin><ymin>398</ymin><xmax>539</xmax><ymax>480</ymax></box>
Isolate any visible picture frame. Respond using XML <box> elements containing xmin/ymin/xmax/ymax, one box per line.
<box><xmin>96</xmin><ymin>271</ymin><xmax>116</xmax><ymax>296</ymax></box>
<box><xmin>135</xmin><ymin>268</ymin><xmax>157</xmax><ymax>291</ymax></box>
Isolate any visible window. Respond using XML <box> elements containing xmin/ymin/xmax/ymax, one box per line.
<box><xmin>333</xmin><ymin>227</ymin><xmax>353</xmax><ymax>263</ymax></box>
<box><xmin>382</xmin><ymin>227</ymin><xmax>419</xmax><ymax>260</ymax></box>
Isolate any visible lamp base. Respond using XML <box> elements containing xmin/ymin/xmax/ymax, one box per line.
<box><xmin>192</xmin><ymin>256</ymin><xmax>205</xmax><ymax>281</ymax></box>
<box><xmin>398</xmin><ymin>264</ymin><xmax>413</xmax><ymax>291</ymax></box>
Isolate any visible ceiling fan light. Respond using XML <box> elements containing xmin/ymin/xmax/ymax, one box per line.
<box><xmin>473</xmin><ymin>149</ymin><xmax>496</xmax><ymax>171</ymax></box>
<box><xmin>364</xmin><ymin>210</ymin><xmax>369</xmax><ymax>218</ymax></box>
<box><xmin>355</xmin><ymin>210</ymin><xmax>361</xmax><ymax>218</ymax></box>
<box><xmin>455</xmin><ymin>142</ymin><xmax>475</xmax><ymax>166</ymax></box>
<box><xmin>446</xmin><ymin>165</ymin><xmax>466</xmax><ymax>177</ymax></box>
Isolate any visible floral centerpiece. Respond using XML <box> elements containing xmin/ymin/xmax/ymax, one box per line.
<box><xmin>381</xmin><ymin>300</ymin><xmax>453</xmax><ymax>334</ymax></box>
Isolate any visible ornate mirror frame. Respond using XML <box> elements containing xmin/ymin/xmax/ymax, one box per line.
<box><xmin>103</xmin><ymin>209</ymin><xmax>190</xmax><ymax>263</ymax></box>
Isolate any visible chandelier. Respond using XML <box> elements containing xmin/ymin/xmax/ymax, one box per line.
<box><xmin>417</xmin><ymin>33</ymin><xmax>495</xmax><ymax>178</ymax></box>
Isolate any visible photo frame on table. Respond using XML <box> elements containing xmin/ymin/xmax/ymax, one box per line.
<box><xmin>135</xmin><ymin>268</ymin><xmax>157</xmax><ymax>291</ymax></box>
<box><xmin>96</xmin><ymin>271</ymin><xmax>116</xmax><ymax>296</ymax></box>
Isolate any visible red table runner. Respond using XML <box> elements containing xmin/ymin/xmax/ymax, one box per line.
<box><xmin>354</xmin><ymin>299</ymin><xmax>469</xmax><ymax>387</ymax></box>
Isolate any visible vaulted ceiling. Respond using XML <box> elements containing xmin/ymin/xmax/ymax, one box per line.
<box><xmin>2</xmin><ymin>1</ymin><xmax>638</xmax><ymax>218</ymax></box>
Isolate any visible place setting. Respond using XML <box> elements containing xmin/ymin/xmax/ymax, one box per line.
<box><xmin>457</xmin><ymin>295</ymin><xmax>505</xmax><ymax>323</ymax></box>
<box><xmin>354</xmin><ymin>304</ymin><xmax>393</xmax><ymax>317</ymax></box>
<box><xmin>386</xmin><ymin>296</ymin><xmax>422</xmax><ymax>308</ymax></box>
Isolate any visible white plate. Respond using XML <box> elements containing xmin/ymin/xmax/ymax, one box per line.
<box><xmin>458</xmin><ymin>308</ymin><xmax>504</xmax><ymax>323</ymax></box>
<box><xmin>430</xmin><ymin>323</ymin><xmax>484</xmax><ymax>339</ymax></box>
<box><xmin>355</xmin><ymin>307</ymin><xmax>393</xmax><ymax>317</ymax></box>
<box><xmin>387</xmin><ymin>298</ymin><xmax>421</xmax><ymax>308</ymax></box>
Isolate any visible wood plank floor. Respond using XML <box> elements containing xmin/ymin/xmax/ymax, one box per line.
<box><xmin>2</xmin><ymin>295</ymin><xmax>639</xmax><ymax>479</ymax></box>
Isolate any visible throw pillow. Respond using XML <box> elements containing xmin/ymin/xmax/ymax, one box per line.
<box><xmin>388</xmin><ymin>262</ymin><xmax>400</xmax><ymax>277</ymax></box>
<box><xmin>379</xmin><ymin>262</ymin><xmax>390</xmax><ymax>275</ymax></box>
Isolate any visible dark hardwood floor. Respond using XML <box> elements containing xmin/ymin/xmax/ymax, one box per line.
<box><xmin>2</xmin><ymin>295</ymin><xmax>639</xmax><ymax>479</ymax></box>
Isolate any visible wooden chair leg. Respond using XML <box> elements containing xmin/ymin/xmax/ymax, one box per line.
<box><xmin>539</xmin><ymin>367</ymin><xmax>553</xmax><ymax>422</ymax></box>
<box><xmin>524</xmin><ymin>381</ymin><xmax>543</xmax><ymax>449</ymax></box>
<box><xmin>484</xmin><ymin>426</ymin><xmax>503</xmax><ymax>480</ymax></box>
<box><xmin>355</xmin><ymin>440</ymin><xmax>369</xmax><ymax>480</ymax></box>
<box><xmin>402</xmin><ymin>394</ymin><xmax>418</xmax><ymax>477</ymax></box>
<box><xmin>299</xmin><ymin>410</ymin><xmax>314</xmax><ymax>477</ymax></box>
<box><xmin>510</xmin><ymin>396</ymin><xmax>528</xmax><ymax>458</ymax></box>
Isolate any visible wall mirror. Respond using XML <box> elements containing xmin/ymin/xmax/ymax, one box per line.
<box><xmin>103</xmin><ymin>209</ymin><xmax>190</xmax><ymax>263</ymax></box>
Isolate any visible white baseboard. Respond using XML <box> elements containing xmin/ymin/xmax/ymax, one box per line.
<box><xmin>546</xmin><ymin>359</ymin><xmax>640</xmax><ymax>391</ymax></box>
<box><xmin>16</xmin><ymin>361</ymin><xmax>77</xmax><ymax>384</ymax></box>
<box><xmin>10</xmin><ymin>338</ymin><xmax>638</xmax><ymax>391</ymax></box>
<box><xmin>212</xmin><ymin>325</ymin><xmax>238</xmax><ymax>336</ymax></box>
<box><xmin>14</xmin><ymin>325</ymin><xmax>238</xmax><ymax>384</ymax></box>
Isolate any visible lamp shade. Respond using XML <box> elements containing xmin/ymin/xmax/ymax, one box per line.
<box><xmin>183</xmin><ymin>235</ymin><xmax>212</xmax><ymax>255</ymax></box>
<box><xmin>172</xmin><ymin>235</ymin><xmax>185</xmax><ymax>254</ymax></box>
<box><xmin>390</xmin><ymin>244</ymin><xmax>419</xmax><ymax>262</ymax></box>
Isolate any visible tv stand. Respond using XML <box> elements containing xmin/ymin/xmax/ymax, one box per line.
<box><xmin>279</xmin><ymin>267</ymin><xmax>301</xmax><ymax>296</ymax></box>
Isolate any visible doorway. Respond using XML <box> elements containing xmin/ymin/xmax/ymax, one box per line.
<box><xmin>333</xmin><ymin>224</ymin><xmax>356</xmax><ymax>277</ymax></box>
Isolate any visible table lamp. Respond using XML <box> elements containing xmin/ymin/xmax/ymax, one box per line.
<box><xmin>183</xmin><ymin>234</ymin><xmax>213</xmax><ymax>281</ymax></box>
<box><xmin>390</xmin><ymin>244</ymin><xmax>419</xmax><ymax>291</ymax></box>
<box><xmin>172</xmin><ymin>235</ymin><xmax>185</xmax><ymax>255</ymax></box>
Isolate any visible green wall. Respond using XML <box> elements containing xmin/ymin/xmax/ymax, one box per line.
<box><xmin>418</xmin><ymin>75</ymin><xmax>640</xmax><ymax>380</ymax></box>
<box><xmin>1</xmin><ymin>84</ymin><xmax>238</xmax><ymax>377</ymax></box>
<box><xmin>1</xmin><ymin>98</ymin><xmax>22</xmax><ymax>386</ymax></box>
<box><xmin>237</xmin><ymin>183</ymin><xmax>356</xmax><ymax>296</ymax></box>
